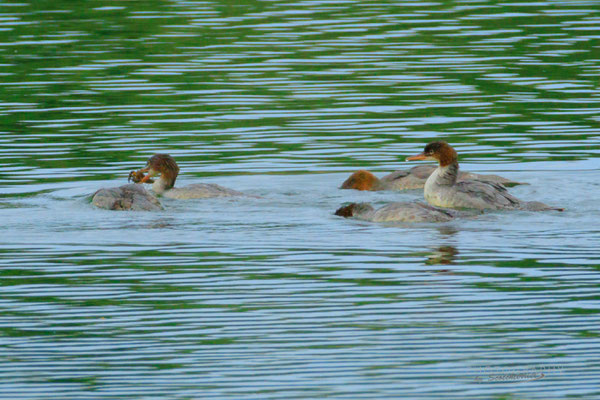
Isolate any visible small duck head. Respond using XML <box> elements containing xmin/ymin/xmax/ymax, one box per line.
<box><xmin>334</xmin><ymin>202</ymin><xmax>374</xmax><ymax>218</ymax></box>
<box><xmin>406</xmin><ymin>141</ymin><xmax>458</xmax><ymax>167</ymax></box>
<box><xmin>139</xmin><ymin>154</ymin><xmax>180</xmax><ymax>193</ymax></box>
<box><xmin>340</xmin><ymin>170</ymin><xmax>380</xmax><ymax>191</ymax></box>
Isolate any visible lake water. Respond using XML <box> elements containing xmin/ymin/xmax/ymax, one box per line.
<box><xmin>1</xmin><ymin>1</ymin><xmax>599</xmax><ymax>399</ymax></box>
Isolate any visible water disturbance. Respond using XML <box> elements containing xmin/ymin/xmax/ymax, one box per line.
<box><xmin>1</xmin><ymin>1</ymin><xmax>599</xmax><ymax>399</ymax></box>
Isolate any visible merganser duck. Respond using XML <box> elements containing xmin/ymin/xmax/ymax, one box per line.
<box><xmin>406</xmin><ymin>141</ymin><xmax>563</xmax><ymax>211</ymax></box>
<box><xmin>131</xmin><ymin>154</ymin><xmax>244</xmax><ymax>199</ymax></box>
<box><xmin>335</xmin><ymin>202</ymin><xmax>462</xmax><ymax>223</ymax></box>
<box><xmin>92</xmin><ymin>184</ymin><xmax>163</xmax><ymax>211</ymax></box>
<box><xmin>341</xmin><ymin>165</ymin><xmax>521</xmax><ymax>191</ymax></box>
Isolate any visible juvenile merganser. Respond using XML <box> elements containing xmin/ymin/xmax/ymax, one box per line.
<box><xmin>335</xmin><ymin>202</ymin><xmax>462</xmax><ymax>223</ymax></box>
<box><xmin>406</xmin><ymin>141</ymin><xmax>563</xmax><ymax>211</ymax></box>
<box><xmin>341</xmin><ymin>165</ymin><xmax>521</xmax><ymax>191</ymax></box>
<box><xmin>132</xmin><ymin>154</ymin><xmax>243</xmax><ymax>199</ymax></box>
<box><xmin>92</xmin><ymin>184</ymin><xmax>163</xmax><ymax>211</ymax></box>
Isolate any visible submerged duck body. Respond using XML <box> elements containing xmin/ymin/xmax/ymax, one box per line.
<box><xmin>335</xmin><ymin>202</ymin><xmax>460</xmax><ymax>223</ymax></box>
<box><xmin>92</xmin><ymin>184</ymin><xmax>163</xmax><ymax>211</ymax></box>
<box><xmin>134</xmin><ymin>154</ymin><xmax>243</xmax><ymax>199</ymax></box>
<box><xmin>159</xmin><ymin>183</ymin><xmax>243</xmax><ymax>199</ymax></box>
<box><xmin>407</xmin><ymin>141</ymin><xmax>563</xmax><ymax>211</ymax></box>
<box><xmin>341</xmin><ymin>165</ymin><xmax>520</xmax><ymax>191</ymax></box>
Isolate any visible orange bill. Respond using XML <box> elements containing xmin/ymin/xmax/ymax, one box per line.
<box><xmin>406</xmin><ymin>153</ymin><xmax>427</xmax><ymax>161</ymax></box>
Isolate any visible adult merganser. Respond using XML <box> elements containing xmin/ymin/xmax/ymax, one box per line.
<box><xmin>131</xmin><ymin>154</ymin><xmax>243</xmax><ymax>199</ymax></box>
<box><xmin>335</xmin><ymin>202</ymin><xmax>462</xmax><ymax>223</ymax></box>
<box><xmin>341</xmin><ymin>165</ymin><xmax>521</xmax><ymax>191</ymax></box>
<box><xmin>92</xmin><ymin>184</ymin><xmax>163</xmax><ymax>211</ymax></box>
<box><xmin>406</xmin><ymin>141</ymin><xmax>563</xmax><ymax>211</ymax></box>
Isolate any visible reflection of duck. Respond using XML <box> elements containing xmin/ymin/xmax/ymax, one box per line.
<box><xmin>426</xmin><ymin>245</ymin><xmax>458</xmax><ymax>265</ymax></box>
<box><xmin>407</xmin><ymin>141</ymin><xmax>563</xmax><ymax>211</ymax></box>
<box><xmin>335</xmin><ymin>202</ymin><xmax>461</xmax><ymax>223</ymax></box>
<box><xmin>341</xmin><ymin>165</ymin><xmax>521</xmax><ymax>191</ymax></box>
<box><xmin>132</xmin><ymin>154</ymin><xmax>243</xmax><ymax>199</ymax></box>
<box><xmin>92</xmin><ymin>184</ymin><xmax>162</xmax><ymax>211</ymax></box>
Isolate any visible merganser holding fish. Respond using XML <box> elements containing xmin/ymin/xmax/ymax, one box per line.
<box><xmin>130</xmin><ymin>154</ymin><xmax>244</xmax><ymax>199</ymax></box>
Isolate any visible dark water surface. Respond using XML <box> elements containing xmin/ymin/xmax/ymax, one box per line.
<box><xmin>1</xmin><ymin>1</ymin><xmax>599</xmax><ymax>399</ymax></box>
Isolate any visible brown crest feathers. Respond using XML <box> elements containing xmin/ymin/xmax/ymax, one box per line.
<box><xmin>340</xmin><ymin>170</ymin><xmax>380</xmax><ymax>191</ymax></box>
<box><xmin>423</xmin><ymin>141</ymin><xmax>458</xmax><ymax>167</ymax></box>
<box><xmin>335</xmin><ymin>203</ymin><xmax>359</xmax><ymax>218</ymax></box>
<box><xmin>147</xmin><ymin>154</ymin><xmax>180</xmax><ymax>189</ymax></box>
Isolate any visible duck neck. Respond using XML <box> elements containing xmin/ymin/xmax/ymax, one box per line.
<box><xmin>152</xmin><ymin>171</ymin><xmax>177</xmax><ymax>194</ymax></box>
<box><xmin>433</xmin><ymin>162</ymin><xmax>459</xmax><ymax>186</ymax></box>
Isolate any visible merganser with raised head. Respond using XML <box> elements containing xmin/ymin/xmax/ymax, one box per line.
<box><xmin>335</xmin><ymin>202</ymin><xmax>463</xmax><ymax>223</ymax></box>
<box><xmin>341</xmin><ymin>165</ymin><xmax>521</xmax><ymax>191</ymax></box>
<box><xmin>131</xmin><ymin>154</ymin><xmax>243</xmax><ymax>199</ymax></box>
<box><xmin>406</xmin><ymin>141</ymin><xmax>563</xmax><ymax>211</ymax></box>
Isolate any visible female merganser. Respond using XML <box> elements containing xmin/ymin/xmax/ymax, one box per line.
<box><xmin>335</xmin><ymin>202</ymin><xmax>462</xmax><ymax>223</ymax></box>
<box><xmin>92</xmin><ymin>184</ymin><xmax>163</xmax><ymax>211</ymax></box>
<box><xmin>406</xmin><ymin>141</ymin><xmax>563</xmax><ymax>211</ymax></box>
<box><xmin>341</xmin><ymin>165</ymin><xmax>521</xmax><ymax>191</ymax></box>
<box><xmin>131</xmin><ymin>154</ymin><xmax>243</xmax><ymax>199</ymax></box>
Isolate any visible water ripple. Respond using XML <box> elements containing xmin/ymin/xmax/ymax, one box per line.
<box><xmin>0</xmin><ymin>1</ymin><xmax>599</xmax><ymax>399</ymax></box>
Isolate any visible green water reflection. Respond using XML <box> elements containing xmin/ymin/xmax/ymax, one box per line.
<box><xmin>0</xmin><ymin>1</ymin><xmax>599</xmax><ymax>399</ymax></box>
